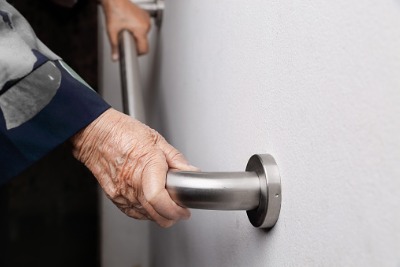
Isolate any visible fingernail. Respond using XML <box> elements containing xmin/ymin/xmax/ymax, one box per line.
<box><xmin>112</xmin><ymin>54</ymin><xmax>118</xmax><ymax>61</ymax></box>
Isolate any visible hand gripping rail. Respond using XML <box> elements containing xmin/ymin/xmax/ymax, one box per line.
<box><xmin>118</xmin><ymin>3</ymin><xmax>282</xmax><ymax>228</ymax></box>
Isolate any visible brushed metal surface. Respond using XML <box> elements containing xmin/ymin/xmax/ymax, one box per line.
<box><xmin>118</xmin><ymin>30</ymin><xmax>146</xmax><ymax>122</ymax></box>
<box><xmin>166</xmin><ymin>171</ymin><xmax>260</xmax><ymax>210</ymax></box>
<box><xmin>166</xmin><ymin>154</ymin><xmax>282</xmax><ymax>228</ymax></box>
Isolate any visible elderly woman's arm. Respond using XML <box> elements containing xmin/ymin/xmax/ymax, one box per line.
<box><xmin>0</xmin><ymin>1</ymin><xmax>110</xmax><ymax>180</ymax></box>
<box><xmin>0</xmin><ymin>0</ymin><xmax>193</xmax><ymax>227</ymax></box>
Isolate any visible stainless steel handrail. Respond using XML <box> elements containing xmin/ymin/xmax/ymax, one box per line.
<box><xmin>167</xmin><ymin>171</ymin><xmax>260</xmax><ymax>210</ymax></box>
<box><xmin>118</xmin><ymin>3</ymin><xmax>282</xmax><ymax>228</ymax></box>
<box><xmin>119</xmin><ymin>30</ymin><xmax>146</xmax><ymax>122</ymax></box>
<box><xmin>167</xmin><ymin>154</ymin><xmax>282</xmax><ymax>228</ymax></box>
<box><xmin>119</xmin><ymin>0</ymin><xmax>165</xmax><ymax>121</ymax></box>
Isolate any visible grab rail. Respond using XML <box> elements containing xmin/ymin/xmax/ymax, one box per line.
<box><xmin>118</xmin><ymin>2</ymin><xmax>282</xmax><ymax>228</ymax></box>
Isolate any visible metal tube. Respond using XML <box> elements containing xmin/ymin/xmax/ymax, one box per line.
<box><xmin>166</xmin><ymin>171</ymin><xmax>260</xmax><ymax>210</ymax></box>
<box><xmin>118</xmin><ymin>1</ymin><xmax>164</xmax><ymax>119</ymax></box>
<box><xmin>165</xmin><ymin>154</ymin><xmax>282</xmax><ymax>228</ymax></box>
<box><xmin>118</xmin><ymin>30</ymin><xmax>146</xmax><ymax>122</ymax></box>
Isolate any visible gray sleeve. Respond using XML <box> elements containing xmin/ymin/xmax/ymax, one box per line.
<box><xmin>0</xmin><ymin>0</ymin><xmax>60</xmax><ymax>89</ymax></box>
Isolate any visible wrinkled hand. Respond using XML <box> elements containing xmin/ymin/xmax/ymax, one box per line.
<box><xmin>71</xmin><ymin>108</ymin><xmax>197</xmax><ymax>227</ymax></box>
<box><xmin>101</xmin><ymin>0</ymin><xmax>151</xmax><ymax>60</ymax></box>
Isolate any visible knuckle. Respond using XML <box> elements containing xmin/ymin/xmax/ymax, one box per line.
<box><xmin>107</xmin><ymin>186</ymin><xmax>119</xmax><ymax>199</ymax></box>
<box><xmin>141</xmin><ymin>21</ymin><xmax>151</xmax><ymax>33</ymax></box>
<box><xmin>149</xmin><ymin>129</ymin><xmax>162</xmax><ymax>144</ymax></box>
<box><xmin>121</xmin><ymin>207</ymin><xmax>146</xmax><ymax>220</ymax></box>
<box><xmin>125</xmin><ymin>210</ymin><xmax>138</xmax><ymax>219</ymax></box>
<box><xmin>140</xmin><ymin>22</ymin><xmax>150</xmax><ymax>32</ymax></box>
<box><xmin>105</xmin><ymin>180</ymin><xmax>125</xmax><ymax>199</ymax></box>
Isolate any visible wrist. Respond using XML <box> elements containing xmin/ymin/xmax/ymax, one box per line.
<box><xmin>70</xmin><ymin>108</ymin><xmax>116</xmax><ymax>163</ymax></box>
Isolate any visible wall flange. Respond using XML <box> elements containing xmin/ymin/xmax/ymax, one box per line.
<box><xmin>246</xmin><ymin>154</ymin><xmax>282</xmax><ymax>228</ymax></box>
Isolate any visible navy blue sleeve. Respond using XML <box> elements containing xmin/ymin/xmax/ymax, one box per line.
<box><xmin>0</xmin><ymin>1</ymin><xmax>110</xmax><ymax>184</ymax></box>
<box><xmin>0</xmin><ymin>57</ymin><xmax>110</xmax><ymax>183</ymax></box>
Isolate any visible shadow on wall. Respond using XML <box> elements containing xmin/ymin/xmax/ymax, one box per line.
<box><xmin>0</xmin><ymin>0</ymin><xmax>100</xmax><ymax>266</ymax></box>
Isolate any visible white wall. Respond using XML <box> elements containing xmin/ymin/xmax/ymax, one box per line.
<box><xmin>147</xmin><ymin>0</ymin><xmax>400</xmax><ymax>266</ymax></box>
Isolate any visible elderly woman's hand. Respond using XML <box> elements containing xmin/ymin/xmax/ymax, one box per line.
<box><xmin>101</xmin><ymin>0</ymin><xmax>151</xmax><ymax>60</ymax></box>
<box><xmin>71</xmin><ymin>108</ymin><xmax>197</xmax><ymax>227</ymax></box>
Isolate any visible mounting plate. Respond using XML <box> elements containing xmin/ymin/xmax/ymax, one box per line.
<box><xmin>246</xmin><ymin>154</ymin><xmax>282</xmax><ymax>228</ymax></box>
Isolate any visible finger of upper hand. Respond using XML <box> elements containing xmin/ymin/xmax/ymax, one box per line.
<box><xmin>132</xmin><ymin>32</ymin><xmax>149</xmax><ymax>55</ymax></box>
